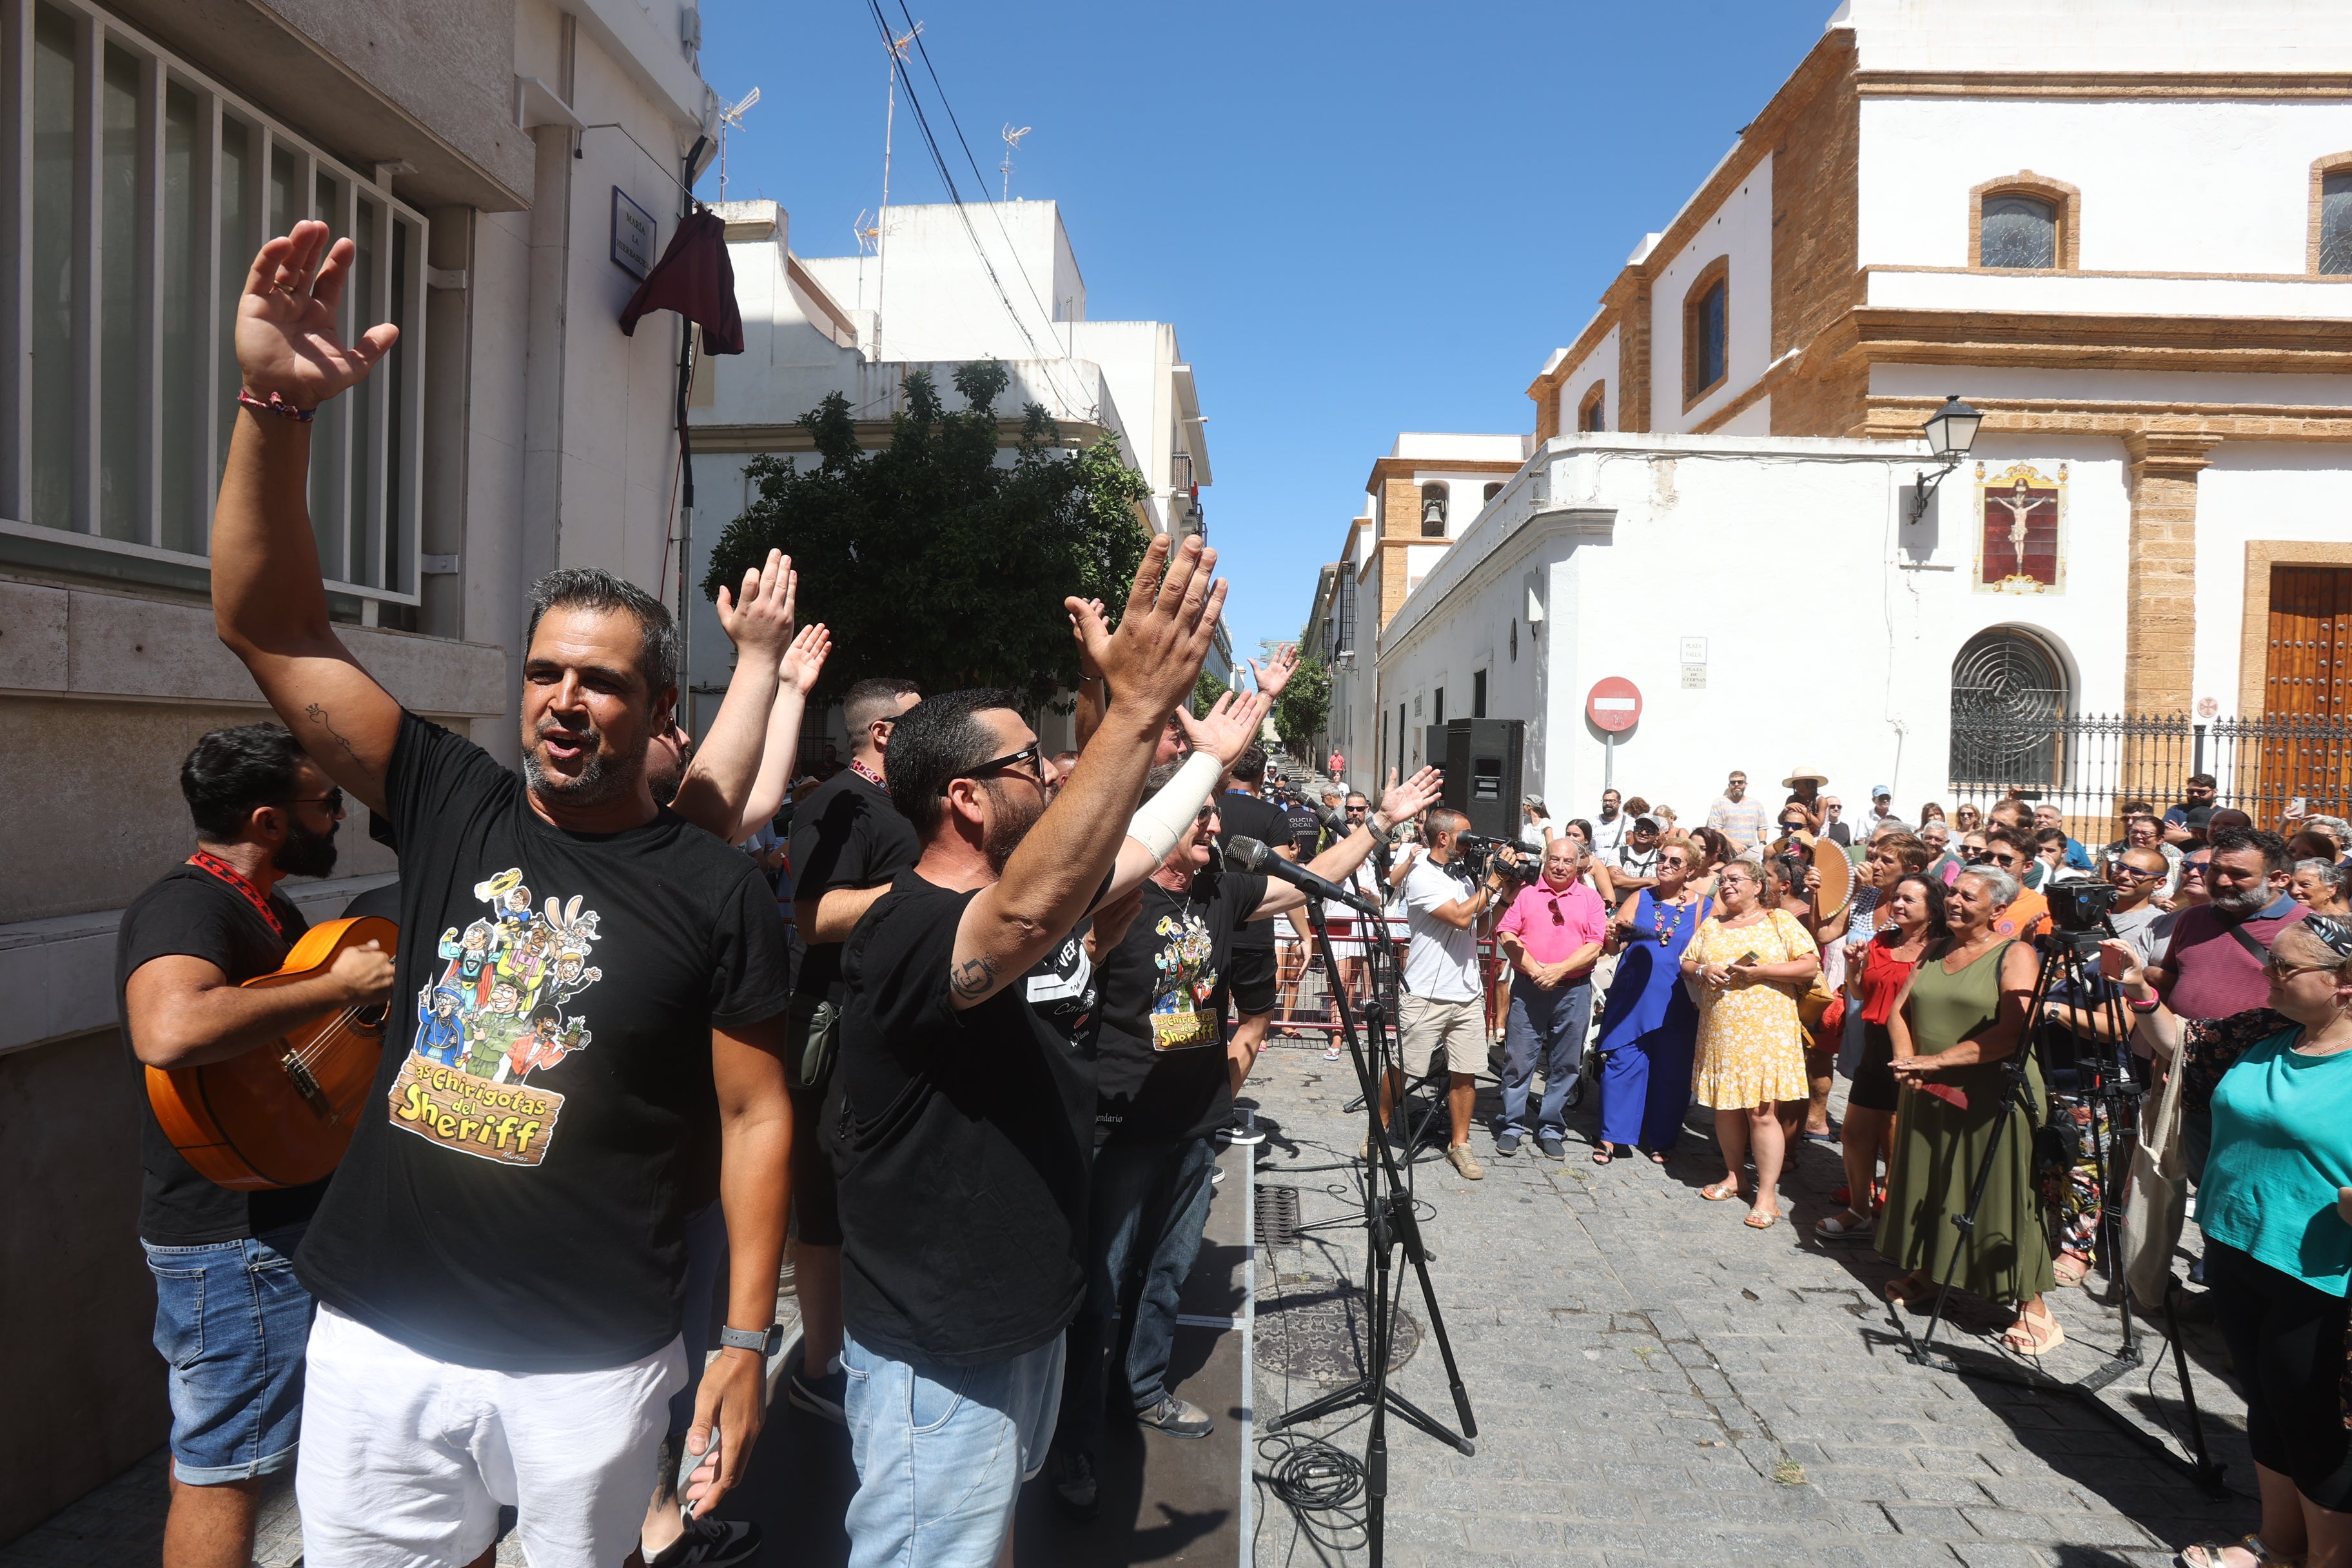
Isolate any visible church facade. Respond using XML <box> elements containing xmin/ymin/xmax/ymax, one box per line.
<box><xmin>1332</xmin><ymin>0</ymin><xmax>2352</xmax><ymax>827</ymax></box>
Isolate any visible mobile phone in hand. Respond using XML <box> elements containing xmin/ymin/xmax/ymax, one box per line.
<box><xmin>679</xmin><ymin>1430</ymin><xmax>718</xmax><ymax>1521</ymax></box>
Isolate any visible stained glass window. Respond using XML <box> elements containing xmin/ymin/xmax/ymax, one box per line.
<box><xmin>1981</xmin><ymin>195</ymin><xmax>2058</xmax><ymax>270</ymax></box>
<box><xmin>2321</xmin><ymin>172</ymin><xmax>2352</xmax><ymax>275</ymax></box>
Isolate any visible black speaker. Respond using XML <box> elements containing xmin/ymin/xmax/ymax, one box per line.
<box><xmin>1433</xmin><ymin>718</ymin><xmax>1524</xmax><ymax>841</ymax></box>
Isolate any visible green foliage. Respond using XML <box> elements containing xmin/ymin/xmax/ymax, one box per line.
<box><xmin>700</xmin><ymin>362</ymin><xmax>1153</xmax><ymax>712</ymax></box>
<box><xmin>1192</xmin><ymin>667</ymin><xmax>1230</xmax><ymax>718</ymax></box>
<box><xmin>1276</xmin><ymin>657</ymin><xmax>1331</xmax><ymax>748</ymax></box>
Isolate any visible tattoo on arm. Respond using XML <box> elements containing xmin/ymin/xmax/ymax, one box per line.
<box><xmin>304</xmin><ymin>703</ymin><xmax>364</xmax><ymax>767</ymax></box>
<box><xmin>949</xmin><ymin>954</ymin><xmax>999</xmax><ymax>1001</ymax></box>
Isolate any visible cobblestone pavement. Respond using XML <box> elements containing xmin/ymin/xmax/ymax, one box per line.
<box><xmin>1243</xmin><ymin>1037</ymin><xmax>2251</xmax><ymax>1568</ymax></box>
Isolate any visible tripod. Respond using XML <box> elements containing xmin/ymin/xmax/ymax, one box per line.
<box><xmin>1886</xmin><ymin>919</ymin><xmax>2224</xmax><ymax>1493</ymax></box>
<box><xmin>1267</xmin><ymin>892</ymin><xmax>1478</xmax><ymax>1567</ymax></box>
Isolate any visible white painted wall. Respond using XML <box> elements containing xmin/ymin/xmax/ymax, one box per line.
<box><xmin>1840</xmin><ymin>0</ymin><xmax>2352</xmax><ymax>75</ymax></box>
<box><xmin>1645</xmin><ymin>155</ymin><xmax>1773</xmax><ymax>435</ymax></box>
<box><xmin>1859</xmin><ymin>95</ymin><xmax>2352</xmax><ymax>277</ymax></box>
<box><xmin>1556</xmin><ymin>324</ymin><xmax>1619</xmax><ymax>434</ymax></box>
<box><xmin>2193</xmin><ymin>443</ymin><xmax>2352</xmax><ymax>710</ymax></box>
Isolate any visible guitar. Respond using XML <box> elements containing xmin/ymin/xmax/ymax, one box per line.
<box><xmin>144</xmin><ymin>916</ymin><xmax>398</xmax><ymax>1191</ymax></box>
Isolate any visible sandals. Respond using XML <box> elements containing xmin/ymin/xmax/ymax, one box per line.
<box><xmin>1591</xmin><ymin>1144</ymin><xmax>1617</xmax><ymax>1166</ymax></box>
<box><xmin>2001</xmin><ymin>1306</ymin><xmax>2066</xmax><ymax>1357</ymax></box>
<box><xmin>1814</xmin><ymin>1209</ymin><xmax>1874</xmax><ymax>1239</ymax></box>
<box><xmin>1699</xmin><ymin>1179</ymin><xmax>1743</xmax><ymax>1202</ymax></box>
<box><xmin>2177</xmin><ymin>1538</ymin><xmax>2303</xmax><ymax>1568</ymax></box>
<box><xmin>2053</xmin><ymin>1251</ymin><xmax>2091</xmax><ymax>1288</ymax></box>
<box><xmin>1743</xmin><ymin>1208</ymin><xmax>1779</xmax><ymax>1230</ymax></box>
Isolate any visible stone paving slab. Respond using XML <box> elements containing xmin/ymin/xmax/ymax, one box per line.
<box><xmin>1242</xmin><ymin>1038</ymin><xmax>2252</xmax><ymax>1568</ymax></box>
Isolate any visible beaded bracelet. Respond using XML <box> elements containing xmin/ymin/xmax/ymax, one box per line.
<box><xmin>236</xmin><ymin>389</ymin><xmax>315</xmax><ymax>424</ymax></box>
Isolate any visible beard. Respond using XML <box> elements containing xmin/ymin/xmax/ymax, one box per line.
<box><xmin>522</xmin><ymin>716</ymin><xmax>647</xmax><ymax>809</ymax></box>
<box><xmin>273</xmin><ymin>818</ymin><xmax>339</xmax><ymax>879</ymax></box>
<box><xmin>2209</xmin><ymin>877</ymin><xmax>2273</xmax><ymax>919</ymax></box>
<box><xmin>981</xmin><ymin>781</ymin><xmax>1046</xmax><ymax>876</ymax></box>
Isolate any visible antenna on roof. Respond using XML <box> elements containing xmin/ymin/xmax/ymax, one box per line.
<box><xmin>999</xmin><ymin>124</ymin><xmax>1031</xmax><ymax>202</ymax></box>
<box><xmin>874</xmin><ymin>21</ymin><xmax>922</xmax><ymax>363</ymax></box>
<box><xmin>715</xmin><ymin>86</ymin><xmax>760</xmax><ymax>201</ymax></box>
<box><xmin>852</xmin><ymin>208</ymin><xmax>878</xmax><ymax>255</ymax></box>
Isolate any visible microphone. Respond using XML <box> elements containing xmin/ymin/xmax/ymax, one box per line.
<box><xmin>1224</xmin><ymin>836</ymin><xmax>1382</xmax><ymax>916</ymax></box>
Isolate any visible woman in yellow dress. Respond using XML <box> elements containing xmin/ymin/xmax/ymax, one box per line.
<box><xmin>1681</xmin><ymin>859</ymin><xmax>1821</xmax><ymax>1228</ymax></box>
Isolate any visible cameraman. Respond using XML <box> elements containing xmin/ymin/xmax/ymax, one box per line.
<box><xmin>1379</xmin><ymin>807</ymin><xmax>1509</xmax><ymax>1180</ymax></box>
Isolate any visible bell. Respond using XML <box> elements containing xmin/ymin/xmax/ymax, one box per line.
<box><xmin>1422</xmin><ymin>498</ymin><xmax>1445</xmax><ymax>529</ymax></box>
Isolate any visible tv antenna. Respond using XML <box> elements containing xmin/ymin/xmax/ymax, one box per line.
<box><xmin>852</xmin><ymin>209</ymin><xmax>878</xmax><ymax>256</ymax></box>
<box><xmin>999</xmin><ymin>124</ymin><xmax>1031</xmax><ymax>201</ymax></box>
<box><xmin>715</xmin><ymin>86</ymin><xmax>760</xmax><ymax>201</ymax></box>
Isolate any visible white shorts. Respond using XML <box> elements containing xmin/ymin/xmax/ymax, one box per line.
<box><xmin>297</xmin><ymin>1304</ymin><xmax>686</xmax><ymax>1568</ymax></box>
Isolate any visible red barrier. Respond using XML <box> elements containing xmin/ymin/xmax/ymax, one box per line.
<box><xmin>1267</xmin><ymin>919</ymin><xmax>1511</xmax><ymax>1042</ymax></box>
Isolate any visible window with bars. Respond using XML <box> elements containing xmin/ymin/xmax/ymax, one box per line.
<box><xmin>1</xmin><ymin>0</ymin><xmax>427</xmax><ymax>601</ymax></box>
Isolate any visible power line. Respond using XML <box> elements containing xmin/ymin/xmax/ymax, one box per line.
<box><xmin>858</xmin><ymin>0</ymin><xmax>1095</xmax><ymax>421</ymax></box>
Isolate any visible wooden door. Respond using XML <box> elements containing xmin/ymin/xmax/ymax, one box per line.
<box><xmin>2257</xmin><ymin>565</ymin><xmax>2352</xmax><ymax>816</ymax></box>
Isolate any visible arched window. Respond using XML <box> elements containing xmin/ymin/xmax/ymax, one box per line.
<box><xmin>2311</xmin><ymin>154</ymin><xmax>2352</xmax><ymax>275</ymax></box>
<box><xmin>1682</xmin><ymin>257</ymin><xmax>1730</xmax><ymax>407</ymax></box>
<box><xmin>1577</xmin><ymin>381</ymin><xmax>1606</xmax><ymax>433</ymax></box>
<box><xmin>1949</xmin><ymin>627</ymin><xmax>2070</xmax><ymax>790</ymax></box>
<box><xmin>1419</xmin><ymin>482</ymin><xmax>1448</xmax><ymax>537</ymax></box>
<box><xmin>1970</xmin><ymin>173</ymin><xmax>2079</xmax><ymax>270</ymax></box>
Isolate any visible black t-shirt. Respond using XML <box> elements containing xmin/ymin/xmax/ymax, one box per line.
<box><xmin>789</xmin><ymin>769</ymin><xmax>920</xmax><ymax>997</ymax></box>
<box><xmin>1217</xmin><ymin>790</ymin><xmax>1293</xmax><ymax>952</ymax></box>
<box><xmin>292</xmin><ymin>713</ymin><xmax>794</xmax><ymax>1373</ymax></box>
<box><xmin>342</xmin><ymin>877</ymin><xmax>402</xmax><ymax>925</ymax></box>
<box><xmin>118</xmin><ymin>866</ymin><xmax>326</xmax><ymax>1244</ymax></box>
<box><xmin>1281</xmin><ymin>801</ymin><xmax>1321</xmax><ymax>855</ymax></box>
<box><xmin>1094</xmin><ymin>869</ymin><xmax>1269</xmax><ymax>1146</ymax></box>
<box><xmin>834</xmin><ymin>872</ymin><xmax>1099</xmax><ymax>1366</ymax></box>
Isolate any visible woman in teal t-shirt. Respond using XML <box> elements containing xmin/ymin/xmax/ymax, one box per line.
<box><xmin>2179</xmin><ymin>916</ymin><xmax>2352</xmax><ymax>1568</ymax></box>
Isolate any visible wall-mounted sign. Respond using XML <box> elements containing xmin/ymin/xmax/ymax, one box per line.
<box><xmin>611</xmin><ymin>187</ymin><xmax>657</xmax><ymax>279</ymax></box>
<box><xmin>1681</xmin><ymin>665</ymin><xmax>1707</xmax><ymax>689</ymax></box>
<box><xmin>1680</xmin><ymin>637</ymin><xmax>1707</xmax><ymax>664</ymax></box>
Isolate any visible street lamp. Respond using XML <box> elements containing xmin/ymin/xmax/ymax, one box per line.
<box><xmin>1907</xmin><ymin>393</ymin><xmax>1983</xmax><ymax>525</ymax></box>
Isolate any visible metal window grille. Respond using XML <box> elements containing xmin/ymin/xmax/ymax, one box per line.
<box><xmin>0</xmin><ymin>0</ymin><xmax>427</xmax><ymax>602</ymax></box>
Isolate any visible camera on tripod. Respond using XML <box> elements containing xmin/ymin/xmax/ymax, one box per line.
<box><xmin>1453</xmin><ymin>833</ymin><xmax>1540</xmax><ymax>886</ymax></box>
<box><xmin>2040</xmin><ymin>879</ymin><xmax>2121</xmax><ymax>948</ymax></box>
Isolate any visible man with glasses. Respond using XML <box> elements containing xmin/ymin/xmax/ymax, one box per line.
<box><xmin>2164</xmin><ymin>772</ymin><xmax>2220</xmax><ymax>847</ymax></box>
<box><xmin>1819</xmin><ymin>795</ymin><xmax>1851</xmax><ymax>847</ymax></box>
<box><xmin>1706</xmin><ymin>771</ymin><xmax>1767</xmax><ymax>856</ymax></box>
<box><xmin>1612</xmin><ymin>815</ymin><xmax>1666</xmax><ymax>894</ymax></box>
<box><xmin>831</xmin><ymin>537</ymin><xmax>1228</xmax><ymax>1567</ymax></box>
<box><xmin>1982</xmin><ymin>829</ymin><xmax>2050</xmax><ymax>939</ymax></box>
<box><xmin>119</xmin><ymin>725</ymin><xmax>395</xmax><ymax>1568</ymax></box>
<box><xmin>1491</xmin><ymin>839</ymin><xmax>1608</xmax><ymax>1158</ymax></box>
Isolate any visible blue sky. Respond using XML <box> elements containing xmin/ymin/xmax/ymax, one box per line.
<box><xmin>697</xmin><ymin>0</ymin><xmax>1832</xmax><ymax>660</ymax></box>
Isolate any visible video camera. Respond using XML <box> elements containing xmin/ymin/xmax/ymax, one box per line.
<box><xmin>2041</xmin><ymin>879</ymin><xmax>2121</xmax><ymax>950</ymax></box>
<box><xmin>1453</xmin><ymin>832</ymin><xmax>1542</xmax><ymax>887</ymax></box>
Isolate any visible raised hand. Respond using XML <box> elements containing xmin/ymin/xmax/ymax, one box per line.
<box><xmin>1250</xmin><ymin>643</ymin><xmax>1300</xmax><ymax>699</ymax></box>
<box><xmin>779</xmin><ymin>622</ymin><xmax>830</xmax><ymax>696</ymax></box>
<box><xmin>716</xmin><ymin>550</ymin><xmax>797</xmax><ymax>663</ymax></box>
<box><xmin>235</xmin><ymin>220</ymin><xmax>399</xmax><ymax>409</ymax></box>
<box><xmin>1175</xmin><ymin>689</ymin><xmax>1272</xmax><ymax>768</ymax></box>
<box><xmin>1377</xmin><ymin>765</ymin><xmax>1442</xmax><ymax>828</ymax></box>
<box><xmin>1069</xmin><ymin>535</ymin><xmax>1226</xmax><ymax>727</ymax></box>
<box><xmin>1068</xmin><ymin>598</ymin><xmax>1106</xmax><ymax>681</ymax></box>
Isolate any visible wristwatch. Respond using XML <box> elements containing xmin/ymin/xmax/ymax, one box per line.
<box><xmin>718</xmin><ymin>1322</ymin><xmax>784</xmax><ymax>1357</ymax></box>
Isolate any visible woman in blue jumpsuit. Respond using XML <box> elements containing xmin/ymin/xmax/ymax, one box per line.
<box><xmin>1594</xmin><ymin>841</ymin><xmax>1711</xmax><ymax>1161</ymax></box>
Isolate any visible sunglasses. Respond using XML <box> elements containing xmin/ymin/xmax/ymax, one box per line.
<box><xmin>2108</xmin><ymin>865</ymin><xmax>2160</xmax><ymax>882</ymax></box>
<box><xmin>2182</xmin><ymin>862</ymin><xmax>2211</xmax><ymax>877</ymax></box>
<box><xmin>273</xmin><ymin>787</ymin><xmax>346</xmax><ymax>814</ymax></box>
<box><xmin>941</xmin><ymin>742</ymin><xmax>1043</xmax><ymax>793</ymax></box>
<box><xmin>2265</xmin><ymin>957</ymin><xmax>2333</xmax><ymax>981</ymax></box>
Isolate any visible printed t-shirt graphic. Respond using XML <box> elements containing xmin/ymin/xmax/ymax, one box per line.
<box><xmin>391</xmin><ymin>869</ymin><xmax>609</xmax><ymax>1167</ymax></box>
<box><xmin>1147</xmin><ymin>905</ymin><xmax>1220</xmax><ymax>1051</ymax></box>
<box><xmin>291</xmin><ymin>712</ymin><xmax>792</xmax><ymax>1375</ymax></box>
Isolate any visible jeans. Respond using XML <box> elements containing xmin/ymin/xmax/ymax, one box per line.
<box><xmin>1057</xmin><ymin>1136</ymin><xmax>1218</xmax><ymax>1462</ymax></box>
<box><xmin>1497</xmin><ymin>977</ymin><xmax>1593</xmax><ymax>1138</ymax></box>
<box><xmin>141</xmin><ymin>1226</ymin><xmax>313</xmax><ymax>1484</ymax></box>
<box><xmin>840</xmin><ymin>1330</ymin><xmax>1065</xmax><ymax>1568</ymax></box>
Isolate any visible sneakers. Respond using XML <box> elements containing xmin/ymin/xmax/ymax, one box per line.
<box><xmin>1536</xmin><ymin>1132</ymin><xmax>1565</xmax><ymax>1159</ymax></box>
<box><xmin>1135</xmin><ymin>1395</ymin><xmax>1213</xmax><ymax>1438</ymax></box>
<box><xmin>1048</xmin><ymin>1447</ymin><xmax>1100</xmax><ymax>1520</ymax></box>
<box><xmin>1493</xmin><ymin>1128</ymin><xmax>1524</xmax><ymax>1157</ymax></box>
<box><xmin>787</xmin><ymin>1358</ymin><xmax>848</xmax><ymax>1426</ymax></box>
<box><xmin>1446</xmin><ymin>1143</ymin><xmax>1484</xmax><ymax>1181</ymax></box>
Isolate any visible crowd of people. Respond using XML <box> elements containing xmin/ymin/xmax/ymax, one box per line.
<box><xmin>116</xmin><ymin>221</ymin><xmax>2352</xmax><ymax>1568</ymax></box>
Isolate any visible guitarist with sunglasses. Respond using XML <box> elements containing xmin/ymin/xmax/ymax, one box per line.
<box><xmin>119</xmin><ymin>723</ymin><xmax>395</xmax><ymax>1568</ymax></box>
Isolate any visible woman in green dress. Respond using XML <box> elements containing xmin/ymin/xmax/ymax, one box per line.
<box><xmin>1877</xmin><ymin>864</ymin><xmax>2061</xmax><ymax>1355</ymax></box>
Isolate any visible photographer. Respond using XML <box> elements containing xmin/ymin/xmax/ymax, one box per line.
<box><xmin>1491</xmin><ymin>838</ymin><xmax>1607</xmax><ymax>1159</ymax></box>
<box><xmin>1379</xmin><ymin>807</ymin><xmax>1510</xmax><ymax>1180</ymax></box>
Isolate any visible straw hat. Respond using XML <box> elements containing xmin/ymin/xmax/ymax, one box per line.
<box><xmin>1782</xmin><ymin>766</ymin><xmax>1829</xmax><ymax>788</ymax></box>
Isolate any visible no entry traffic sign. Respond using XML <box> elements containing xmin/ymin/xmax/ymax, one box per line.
<box><xmin>1586</xmin><ymin>676</ymin><xmax>1642</xmax><ymax>733</ymax></box>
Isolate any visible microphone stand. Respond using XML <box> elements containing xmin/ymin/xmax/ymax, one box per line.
<box><xmin>1267</xmin><ymin>889</ymin><xmax>1476</xmax><ymax>1568</ymax></box>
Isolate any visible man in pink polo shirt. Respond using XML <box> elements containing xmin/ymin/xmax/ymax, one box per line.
<box><xmin>1492</xmin><ymin>838</ymin><xmax>1608</xmax><ymax>1159</ymax></box>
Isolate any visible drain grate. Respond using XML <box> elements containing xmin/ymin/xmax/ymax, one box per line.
<box><xmin>1255</xmin><ymin>1272</ymin><xmax>1420</xmax><ymax>1384</ymax></box>
<box><xmin>1256</xmin><ymin>1184</ymin><xmax>1302</xmax><ymax>1249</ymax></box>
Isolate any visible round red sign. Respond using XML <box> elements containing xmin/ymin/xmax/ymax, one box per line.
<box><xmin>1586</xmin><ymin>677</ymin><xmax>1642</xmax><ymax>734</ymax></box>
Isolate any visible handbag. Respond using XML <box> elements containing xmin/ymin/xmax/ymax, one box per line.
<box><xmin>2121</xmin><ymin>1028</ymin><xmax>2190</xmax><ymax>1313</ymax></box>
<box><xmin>785</xmin><ymin>986</ymin><xmax>843</xmax><ymax>1092</ymax></box>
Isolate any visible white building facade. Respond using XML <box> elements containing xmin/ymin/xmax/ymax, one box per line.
<box><xmin>1364</xmin><ymin>0</ymin><xmax>2352</xmax><ymax>827</ymax></box>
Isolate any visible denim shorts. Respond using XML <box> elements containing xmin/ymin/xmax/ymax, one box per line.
<box><xmin>839</xmin><ymin>1330</ymin><xmax>1065</xmax><ymax>1568</ymax></box>
<box><xmin>141</xmin><ymin>1226</ymin><xmax>314</xmax><ymax>1485</ymax></box>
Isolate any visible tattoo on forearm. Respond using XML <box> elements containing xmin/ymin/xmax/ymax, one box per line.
<box><xmin>304</xmin><ymin>703</ymin><xmax>362</xmax><ymax>766</ymax></box>
<box><xmin>949</xmin><ymin>954</ymin><xmax>999</xmax><ymax>1001</ymax></box>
